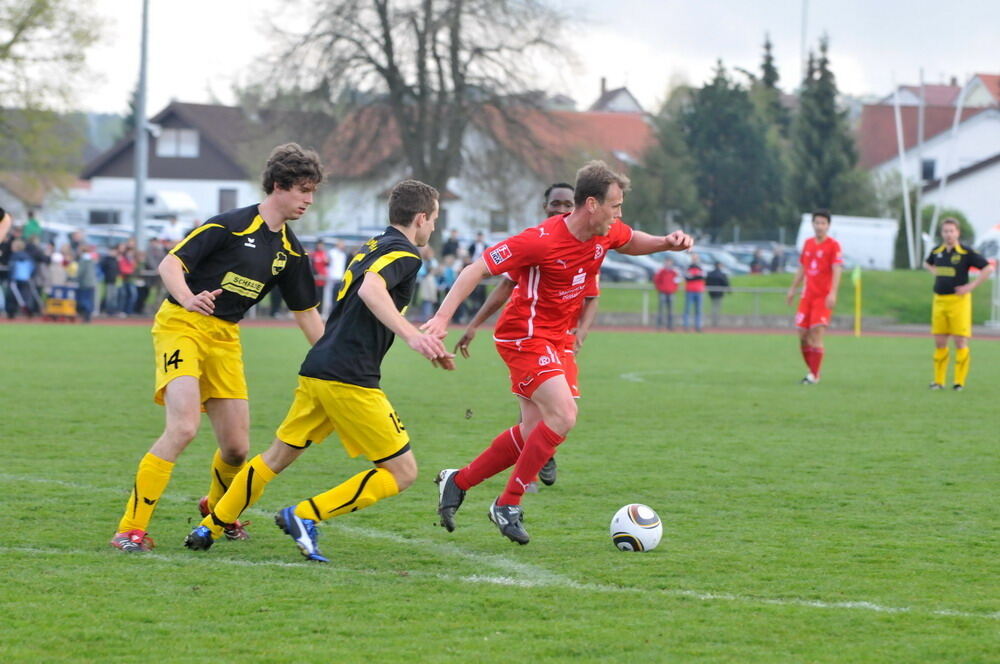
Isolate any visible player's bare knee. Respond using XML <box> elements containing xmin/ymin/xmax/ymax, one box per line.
<box><xmin>547</xmin><ymin>401</ymin><xmax>577</xmax><ymax>435</ymax></box>
<box><xmin>166</xmin><ymin>417</ymin><xmax>200</xmax><ymax>445</ymax></box>
<box><xmin>382</xmin><ymin>456</ymin><xmax>417</xmax><ymax>491</ymax></box>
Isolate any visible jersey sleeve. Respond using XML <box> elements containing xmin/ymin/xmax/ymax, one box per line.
<box><xmin>278</xmin><ymin>255</ymin><xmax>320</xmax><ymax>311</ymax></box>
<box><xmin>968</xmin><ymin>248</ymin><xmax>990</xmax><ymax>270</ymax></box>
<box><xmin>607</xmin><ymin>219</ymin><xmax>634</xmax><ymax>250</ymax></box>
<box><xmin>366</xmin><ymin>248</ymin><xmax>421</xmax><ymax>290</ymax></box>
<box><xmin>831</xmin><ymin>240</ymin><xmax>844</xmax><ymax>265</ymax></box>
<box><xmin>925</xmin><ymin>250</ymin><xmax>936</xmax><ymax>266</ymax></box>
<box><xmin>481</xmin><ymin>228</ymin><xmax>545</xmax><ymax>276</ymax></box>
<box><xmin>169</xmin><ymin>223</ymin><xmax>227</xmax><ymax>272</ymax></box>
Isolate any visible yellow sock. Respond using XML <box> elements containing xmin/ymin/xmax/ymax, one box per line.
<box><xmin>954</xmin><ymin>347</ymin><xmax>970</xmax><ymax>386</ymax></box>
<box><xmin>117</xmin><ymin>453</ymin><xmax>174</xmax><ymax>533</ymax></box>
<box><xmin>206</xmin><ymin>449</ymin><xmax>245</xmax><ymax>508</ymax></box>
<box><xmin>933</xmin><ymin>347</ymin><xmax>949</xmax><ymax>385</ymax></box>
<box><xmin>200</xmin><ymin>455</ymin><xmax>277</xmax><ymax>538</ymax></box>
<box><xmin>295</xmin><ymin>468</ymin><xmax>399</xmax><ymax>522</ymax></box>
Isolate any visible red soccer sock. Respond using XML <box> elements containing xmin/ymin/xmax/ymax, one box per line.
<box><xmin>800</xmin><ymin>344</ymin><xmax>812</xmax><ymax>371</ymax></box>
<box><xmin>810</xmin><ymin>346</ymin><xmax>825</xmax><ymax>377</ymax></box>
<box><xmin>454</xmin><ymin>426</ymin><xmax>524</xmax><ymax>491</ymax></box>
<box><xmin>499</xmin><ymin>421</ymin><xmax>565</xmax><ymax>505</ymax></box>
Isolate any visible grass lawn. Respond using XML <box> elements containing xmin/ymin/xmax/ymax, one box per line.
<box><xmin>1</xmin><ymin>322</ymin><xmax>997</xmax><ymax>662</ymax></box>
<box><xmin>593</xmin><ymin>270</ymin><xmax>997</xmax><ymax>324</ymax></box>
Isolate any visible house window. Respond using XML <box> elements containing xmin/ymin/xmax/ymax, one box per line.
<box><xmin>89</xmin><ymin>209</ymin><xmax>121</xmax><ymax>226</ymax></box>
<box><xmin>218</xmin><ymin>188</ymin><xmax>237</xmax><ymax>213</ymax></box>
<box><xmin>921</xmin><ymin>159</ymin><xmax>936</xmax><ymax>182</ymax></box>
<box><xmin>156</xmin><ymin>128</ymin><xmax>200</xmax><ymax>158</ymax></box>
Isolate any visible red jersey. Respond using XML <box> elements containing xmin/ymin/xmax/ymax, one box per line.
<box><xmin>483</xmin><ymin>215</ymin><xmax>632</xmax><ymax>344</ymax></box>
<box><xmin>800</xmin><ymin>237</ymin><xmax>843</xmax><ymax>298</ymax></box>
<box><xmin>654</xmin><ymin>268</ymin><xmax>678</xmax><ymax>294</ymax></box>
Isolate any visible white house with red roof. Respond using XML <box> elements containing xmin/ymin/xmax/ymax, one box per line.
<box><xmin>856</xmin><ymin>73</ymin><xmax>1000</xmax><ymax>241</ymax></box>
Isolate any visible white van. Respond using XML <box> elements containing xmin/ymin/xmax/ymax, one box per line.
<box><xmin>796</xmin><ymin>214</ymin><xmax>899</xmax><ymax>270</ymax></box>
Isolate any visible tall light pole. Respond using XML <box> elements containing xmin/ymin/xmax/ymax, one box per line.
<box><xmin>132</xmin><ymin>0</ymin><xmax>150</xmax><ymax>251</ymax></box>
<box><xmin>800</xmin><ymin>0</ymin><xmax>809</xmax><ymax>86</ymax></box>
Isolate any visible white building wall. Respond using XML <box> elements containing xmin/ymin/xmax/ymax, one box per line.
<box><xmin>922</xmin><ymin>162</ymin><xmax>1000</xmax><ymax>242</ymax></box>
<box><xmin>873</xmin><ymin>110</ymin><xmax>1000</xmax><ymax>183</ymax></box>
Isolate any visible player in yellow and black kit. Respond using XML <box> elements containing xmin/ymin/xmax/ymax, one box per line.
<box><xmin>110</xmin><ymin>144</ymin><xmax>326</xmax><ymax>553</ymax></box>
<box><xmin>184</xmin><ymin>179</ymin><xmax>454</xmax><ymax>562</ymax></box>
<box><xmin>924</xmin><ymin>218</ymin><xmax>994</xmax><ymax>391</ymax></box>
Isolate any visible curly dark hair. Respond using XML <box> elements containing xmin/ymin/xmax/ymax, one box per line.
<box><xmin>261</xmin><ymin>143</ymin><xmax>324</xmax><ymax>194</ymax></box>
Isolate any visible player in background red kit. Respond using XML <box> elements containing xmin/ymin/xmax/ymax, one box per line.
<box><xmin>786</xmin><ymin>209</ymin><xmax>843</xmax><ymax>384</ymax></box>
<box><xmin>423</xmin><ymin>161</ymin><xmax>693</xmax><ymax>545</ymax></box>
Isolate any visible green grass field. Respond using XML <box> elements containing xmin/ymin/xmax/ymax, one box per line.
<box><xmin>594</xmin><ymin>270</ymin><xmax>997</xmax><ymax>324</ymax></box>
<box><xmin>1</xmin><ymin>323</ymin><xmax>998</xmax><ymax>663</ymax></box>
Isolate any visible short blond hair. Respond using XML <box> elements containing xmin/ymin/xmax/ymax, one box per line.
<box><xmin>574</xmin><ymin>160</ymin><xmax>631</xmax><ymax>206</ymax></box>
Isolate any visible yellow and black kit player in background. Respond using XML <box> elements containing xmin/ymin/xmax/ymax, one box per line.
<box><xmin>110</xmin><ymin>143</ymin><xmax>326</xmax><ymax>553</ymax></box>
<box><xmin>184</xmin><ymin>179</ymin><xmax>454</xmax><ymax>562</ymax></box>
<box><xmin>924</xmin><ymin>218</ymin><xmax>994</xmax><ymax>391</ymax></box>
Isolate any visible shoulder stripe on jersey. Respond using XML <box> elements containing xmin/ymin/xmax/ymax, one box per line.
<box><xmin>955</xmin><ymin>244</ymin><xmax>968</xmax><ymax>255</ymax></box>
<box><xmin>366</xmin><ymin>250</ymin><xmax>419</xmax><ymax>275</ymax></box>
<box><xmin>232</xmin><ymin>215</ymin><xmax>265</xmax><ymax>236</ymax></box>
<box><xmin>932</xmin><ymin>244</ymin><xmax>946</xmax><ymax>254</ymax></box>
<box><xmin>280</xmin><ymin>225</ymin><xmax>301</xmax><ymax>257</ymax></box>
<box><xmin>170</xmin><ymin>223</ymin><xmax>224</xmax><ymax>256</ymax></box>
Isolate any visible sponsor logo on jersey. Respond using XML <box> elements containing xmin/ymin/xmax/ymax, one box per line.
<box><xmin>222</xmin><ymin>271</ymin><xmax>265</xmax><ymax>298</ymax></box>
<box><xmin>271</xmin><ymin>251</ymin><xmax>287</xmax><ymax>275</ymax></box>
<box><xmin>490</xmin><ymin>244</ymin><xmax>512</xmax><ymax>265</ymax></box>
<box><xmin>572</xmin><ymin>271</ymin><xmax>586</xmax><ymax>286</ymax></box>
<box><xmin>244</xmin><ymin>237</ymin><xmax>257</xmax><ymax>249</ymax></box>
<box><xmin>594</xmin><ymin>244</ymin><xmax>605</xmax><ymax>259</ymax></box>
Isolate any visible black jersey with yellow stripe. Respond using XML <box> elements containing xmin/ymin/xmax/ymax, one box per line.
<box><xmin>925</xmin><ymin>243</ymin><xmax>989</xmax><ymax>295</ymax></box>
<box><xmin>167</xmin><ymin>204</ymin><xmax>318</xmax><ymax>322</ymax></box>
<box><xmin>299</xmin><ymin>226</ymin><xmax>421</xmax><ymax>388</ymax></box>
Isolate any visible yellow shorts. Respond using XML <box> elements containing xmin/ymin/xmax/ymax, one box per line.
<box><xmin>276</xmin><ymin>375</ymin><xmax>410</xmax><ymax>463</ymax></box>
<box><xmin>151</xmin><ymin>301</ymin><xmax>247</xmax><ymax>405</ymax></box>
<box><xmin>931</xmin><ymin>293</ymin><xmax>972</xmax><ymax>338</ymax></box>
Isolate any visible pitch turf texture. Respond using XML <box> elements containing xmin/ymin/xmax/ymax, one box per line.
<box><xmin>1</xmin><ymin>323</ymin><xmax>997</xmax><ymax>663</ymax></box>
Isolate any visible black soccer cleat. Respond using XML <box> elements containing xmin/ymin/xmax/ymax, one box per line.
<box><xmin>952</xmin><ymin>384</ymin><xmax>964</xmax><ymax>392</ymax></box>
<box><xmin>538</xmin><ymin>457</ymin><xmax>557</xmax><ymax>486</ymax></box>
<box><xmin>928</xmin><ymin>382</ymin><xmax>944</xmax><ymax>390</ymax></box>
<box><xmin>435</xmin><ymin>469</ymin><xmax>466</xmax><ymax>532</ymax></box>
<box><xmin>488</xmin><ymin>499</ymin><xmax>530</xmax><ymax>545</ymax></box>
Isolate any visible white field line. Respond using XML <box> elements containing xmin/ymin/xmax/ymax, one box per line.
<box><xmin>2</xmin><ymin>474</ymin><xmax>998</xmax><ymax>621</ymax></box>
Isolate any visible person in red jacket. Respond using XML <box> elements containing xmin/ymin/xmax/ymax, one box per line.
<box><xmin>683</xmin><ymin>253</ymin><xmax>705</xmax><ymax>332</ymax></box>
<box><xmin>653</xmin><ymin>256</ymin><xmax>679</xmax><ymax>330</ymax></box>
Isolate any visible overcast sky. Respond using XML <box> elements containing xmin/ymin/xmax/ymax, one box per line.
<box><xmin>81</xmin><ymin>0</ymin><xmax>999</xmax><ymax>116</ymax></box>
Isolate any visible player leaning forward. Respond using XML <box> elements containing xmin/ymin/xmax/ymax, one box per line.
<box><xmin>423</xmin><ymin>160</ymin><xmax>693</xmax><ymax>545</ymax></box>
<box><xmin>110</xmin><ymin>144</ymin><xmax>326</xmax><ymax>553</ymax></box>
<box><xmin>184</xmin><ymin>180</ymin><xmax>453</xmax><ymax>561</ymax></box>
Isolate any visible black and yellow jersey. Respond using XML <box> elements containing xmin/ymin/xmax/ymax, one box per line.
<box><xmin>299</xmin><ymin>226</ymin><xmax>421</xmax><ymax>388</ymax></box>
<box><xmin>167</xmin><ymin>204</ymin><xmax>318</xmax><ymax>322</ymax></box>
<box><xmin>925</xmin><ymin>243</ymin><xmax>989</xmax><ymax>295</ymax></box>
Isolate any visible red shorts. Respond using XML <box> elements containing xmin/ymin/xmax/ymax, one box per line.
<box><xmin>495</xmin><ymin>338</ymin><xmax>565</xmax><ymax>399</ymax></box>
<box><xmin>795</xmin><ymin>294</ymin><xmax>831</xmax><ymax>329</ymax></box>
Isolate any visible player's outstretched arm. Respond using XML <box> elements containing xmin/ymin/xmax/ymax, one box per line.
<box><xmin>292</xmin><ymin>308</ymin><xmax>324</xmax><ymax>345</ymax></box>
<box><xmin>159</xmin><ymin>254</ymin><xmax>221</xmax><ymax>315</ymax></box>
<box><xmin>617</xmin><ymin>230</ymin><xmax>693</xmax><ymax>255</ymax></box>
<box><xmin>455</xmin><ymin>277</ymin><xmax>515</xmax><ymax>358</ymax></box>
<box><xmin>358</xmin><ymin>271</ymin><xmax>454</xmax><ymax>369</ymax></box>
<box><xmin>422</xmin><ymin>258</ymin><xmax>492</xmax><ymax>339</ymax></box>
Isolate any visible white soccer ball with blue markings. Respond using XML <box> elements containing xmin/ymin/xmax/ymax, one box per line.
<box><xmin>610</xmin><ymin>503</ymin><xmax>663</xmax><ymax>552</ymax></box>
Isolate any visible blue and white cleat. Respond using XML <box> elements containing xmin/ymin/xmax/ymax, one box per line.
<box><xmin>274</xmin><ymin>506</ymin><xmax>329</xmax><ymax>563</ymax></box>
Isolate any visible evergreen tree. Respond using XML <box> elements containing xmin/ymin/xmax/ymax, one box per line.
<box><xmin>681</xmin><ymin>62</ymin><xmax>779</xmax><ymax>239</ymax></box>
<box><xmin>755</xmin><ymin>34</ymin><xmax>790</xmax><ymax>135</ymax></box>
<box><xmin>626</xmin><ymin>86</ymin><xmax>704</xmax><ymax>233</ymax></box>
<box><xmin>790</xmin><ymin>36</ymin><xmax>875</xmax><ymax>216</ymax></box>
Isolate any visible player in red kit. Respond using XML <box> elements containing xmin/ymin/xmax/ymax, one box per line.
<box><xmin>422</xmin><ymin>161</ymin><xmax>693</xmax><ymax>545</ymax></box>
<box><xmin>786</xmin><ymin>209</ymin><xmax>843</xmax><ymax>384</ymax></box>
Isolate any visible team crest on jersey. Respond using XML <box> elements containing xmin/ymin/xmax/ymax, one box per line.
<box><xmin>271</xmin><ymin>251</ymin><xmax>287</xmax><ymax>275</ymax></box>
<box><xmin>538</xmin><ymin>356</ymin><xmax>551</xmax><ymax>366</ymax></box>
<box><xmin>490</xmin><ymin>244</ymin><xmax>512</xmax><ymax>265</ymax></box>
<box><xmin>951</xmin><ymin>254</ymin><xmax>961</xmax><ymax>264</ymax></box>
<box><xmin>594</xmin><ymin>244</ymin><xmax>605</xmax><ymax>259</ymax></box>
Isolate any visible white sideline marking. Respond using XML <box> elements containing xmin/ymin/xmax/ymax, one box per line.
<box><xmin>2</xmin><ymin>474</ymin><xmax>998</xmax><ymax>621</ymax></box>
<box><xmin>619</xmin><ymin>371</ymin><xmax>665</xmax><ymax>383</ymax></box>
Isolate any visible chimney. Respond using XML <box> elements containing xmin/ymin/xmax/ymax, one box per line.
<box><xmin>600</xmin><ymin>77</ymin><xmax>607</xmax><ymax>97</ymax></box>
<box><xmin>950</xmin><ymin>76</ymin><xmax>957</xmax><ymax>87</ymax></box>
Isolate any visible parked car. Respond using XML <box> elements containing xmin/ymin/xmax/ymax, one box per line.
<box><xmin>610</xmin><ymin>250</ymin><xmax>659</xmax><ymax>279</ymax></box>
<box><xmin>600</xmin><ymin>256</ymin><xmax>647</xmax><ymax>282</ymax></box>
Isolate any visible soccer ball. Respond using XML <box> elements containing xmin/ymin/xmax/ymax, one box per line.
<box><xmin>610</xmin><ymin>503</ymin><xmax>662</xmax><ymax>552</ymax></box>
